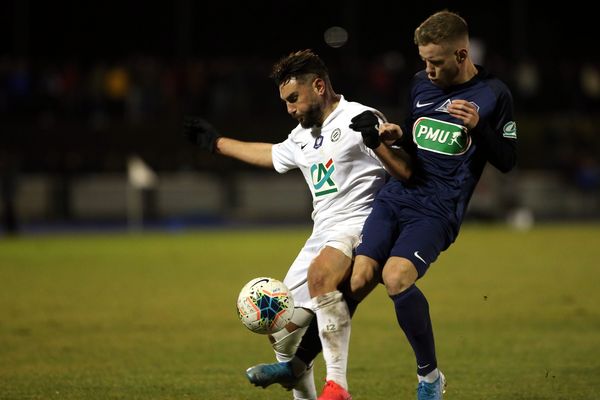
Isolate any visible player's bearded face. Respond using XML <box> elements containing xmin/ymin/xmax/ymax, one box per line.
<box><xmin>297</xmin><ymin>100</ymin><xmax>322</xmax><ymax>128</ymax></box>
<box><xmin>279</xmin><ymin>79</ymin><xmax>324</xmax><ymax>128</ymax></box>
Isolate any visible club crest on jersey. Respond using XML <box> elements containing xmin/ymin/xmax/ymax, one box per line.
<box><xmin>331</xmin><ymin>128</ymin><xmax>341</xmax><ymax>142</ymax></box>
<box><xmin>435</xmin><ymin>99</ymin><xmax>480</xmax><ymax>113</ymax></box>
<box><xmin>310</xmin><ymin>158</ymin><xmax>338</xmax><ymax>197</ymax></box>
<box><xmin>435</xmin><ymin>99</ymin><xmax>452</xmax><ymax>113</ymax></box>
<box><xmin>413</xmin><ymin>117</ymin><xmax>471</xmax><ymax>156</ymax></box>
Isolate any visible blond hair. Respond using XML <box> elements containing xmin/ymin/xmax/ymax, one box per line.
<box><xmin>414</xmin><ymin>11</ymin><xmax>469</xmax><ymax>46</ymax></box>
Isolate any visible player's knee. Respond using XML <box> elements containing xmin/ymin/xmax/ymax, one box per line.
<box><xmin>307</xmin><ymin>260</ymin><xmax>343</xmax><ymax>296</ymax></box>
<box><xmin>350</xmin><ymin>268</ymin><xmax>374</xmax><ymax>293</ymax></box>
<box><xmin>382</xmin><ymin>259</ymin><xmax>417</xmax><ymax>295</ymax></box>
<box><xmin>349</xmin><ymin>277</ymin><xmax>369</xmax><ymax>303</ymax></box>
<box><xmin>349</xmin><ymin>256</ymin><xmax>380</xmax><ymax>301</ymax></box>
<box><xmin>307</xmin><ymin>262</ymin><xmax>328</xmax><ymax>294</ymax></box>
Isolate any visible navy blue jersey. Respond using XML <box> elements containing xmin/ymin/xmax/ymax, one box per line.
<box><xmin>377</xmin><ymin>66</ymin><xmax>517</xmax><ymax>239</ymax></box>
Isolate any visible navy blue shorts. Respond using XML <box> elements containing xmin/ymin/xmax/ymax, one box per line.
<box><xmin>356</xmin><ymin>199</ymin><xmax>454</xmax><ymax>278</ymax></box>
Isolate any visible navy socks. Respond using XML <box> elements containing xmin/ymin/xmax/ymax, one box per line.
<box><xmin>390</xmin><ymin>285</ymin><xmax>437</xmax><ymax>376</ymax></box>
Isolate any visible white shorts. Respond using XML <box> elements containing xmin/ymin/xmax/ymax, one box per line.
<box><xmin>283</xmin><ymin>222</ymin><xmax>363</xmax><ymax>310</ymax></box>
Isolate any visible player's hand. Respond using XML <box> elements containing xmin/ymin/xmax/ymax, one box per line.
<box><xmin>447</xmin><ymin>100</ymin><xmax>479</xmax><ymax>130</ymax></box>
<box><xmin>349</xmin><ymin>110</ymin><xmax>381</xmax><ymax>149</ymax></box>
<box><xmin>379</xmin><ymin>123</ymin><xmax>403</xmax><ymax>145</ymax></box>
<box><xmin>182</xmin><ymin>116</ymin><xmax>221</xmax><ymax>152</ymax></box>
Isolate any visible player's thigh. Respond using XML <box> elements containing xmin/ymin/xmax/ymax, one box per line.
<box><xmin>355</xmin><ymin>199</ymin><xmax>400</xmax><ymax>266</ymax></box>
<box><xmin>307</xmin><ymin>245</ymin><xmax>353</xmax><ymax>296</ymax></box>
<box><xmin>284</xmin><ymin>243</ymin><xmax>318</xmax><ymax>310</ymax></box>
<box><xmin>389</xmin><ymin>215</ymin><xmax>451</xmax><ymax>278</ymax></box>
<box><xmin>306</xmin><ymin>224</ymin><xmax>362</xmax><ymax>291</ymax></box>
<box><xmin>285</xmin><ymin>225</ymin><xmax>360</xmax><ymax>307</ymax></box>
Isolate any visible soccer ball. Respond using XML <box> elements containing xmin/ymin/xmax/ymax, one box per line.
<box><xmin>236</xmin><ymin>277</ymin><xmax>294</xmax><ymax>334</ymax></box>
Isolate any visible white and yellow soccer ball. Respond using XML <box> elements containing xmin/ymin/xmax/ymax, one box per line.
<box><xmin>236</xmin><ymin>277</ymin><xmax>294</xmax><ymax>334</ymax></box>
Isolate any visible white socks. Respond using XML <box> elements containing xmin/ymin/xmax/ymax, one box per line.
<box><xmin>271</xmin><ymin>321</ymin><xmax>317</xmax><ymax>399</ymax></box>
<box><xmin>417</xmin><ymin>368</ymin><xmax>440</xmax><ymax>383</ymax></box>
<box><xmin>313</xmin><ymin>290</ymin><xmax>351</xmax><ymax>390</ymax></box>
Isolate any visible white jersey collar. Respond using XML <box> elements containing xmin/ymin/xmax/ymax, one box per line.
<box><xmin>321</xmin><ymin>95</ymin><xmax>347</xmax><ymax>128</ymax></box>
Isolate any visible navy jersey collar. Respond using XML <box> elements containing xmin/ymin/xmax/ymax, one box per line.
<box><xmin>416</xmin><ymin>65</ymin><xmax>489</xmax><ymax>93</ymax></box>
<box><xmin>444</xmin><ymin>65</ymin><xmax>488</xmax><ymax>92</ymax></box>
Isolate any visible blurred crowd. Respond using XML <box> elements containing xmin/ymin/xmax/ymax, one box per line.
<box><xmin>2</xmin><ymin>53</ymin><xmax>599</xmax><ymax>123</ymax></box>
<box><xmin>0</xmin><ymin>52</ymin><xmax>599</xmax><ymax>190</ymax></box>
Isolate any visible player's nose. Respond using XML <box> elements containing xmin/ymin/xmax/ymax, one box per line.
<box><xmin>425</xmin><ymin>61</ymin><xmax>435</xmax><ymax>76</ymax></box>
<box><xmin>286</xmin><ymin>104</ymin><xmax>296</xmax><ymax>116</ymax></box>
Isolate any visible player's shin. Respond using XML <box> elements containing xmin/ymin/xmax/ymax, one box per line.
<box><xmin>271</xmin><ymin>307</ymin><xmax>317</xmax><ymax>399</ymax></box>
<box><xmin>296</xmin><ymin>291</ymin><xmax>358</xmax><ymax>367</ymax></box>
<box><xmin>390</xmin><ymin>285</ymin><xmax>438</xmax><ymax>378</ymax></box>
<box><xmin>313</xmin><ymin>290</ymin><xmax>351</xmax><ymax>390</ymax></box>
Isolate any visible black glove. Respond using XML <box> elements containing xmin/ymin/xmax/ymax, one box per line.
<box><xmin>349</xmin><ymin>110</ymin><xmax>380</xmax><ymax>149</ymax></box>
<box><xmin>182</xmin><ymin>116</ymin><xmax>221</xmax><ymax>153</ymax></box>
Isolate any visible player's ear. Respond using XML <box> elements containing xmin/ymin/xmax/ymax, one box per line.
<box><xmin>455</xmin><ymin>49</ymin><xmax>467</xmax><ymax>63</ymax></box>
<box><xmin>313</xmin><ymin>77</ymin><xmax>326</xmax><ymax>95</ymax></box>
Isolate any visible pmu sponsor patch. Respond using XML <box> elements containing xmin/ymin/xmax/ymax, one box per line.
<box><xmin>412</xmin><ymin>117</ymin><xmax>471</xmax><ymax>156</ymax></box>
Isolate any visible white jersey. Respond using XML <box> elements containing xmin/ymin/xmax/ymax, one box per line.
<box><xmin>272</xmin><ymin>96</ymin><xmax>387</xmax><ymax>232</ymax></box>
<box><xmin>271</xmin><ymin>96</ymin><xmax>388</xmax><ymax>308</ymax></box>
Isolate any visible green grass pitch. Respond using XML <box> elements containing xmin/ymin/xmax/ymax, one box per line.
<box><xmin>1</xmin><ymin>224</ymin><xmax>599</xmax><ymax>399</ymax></box>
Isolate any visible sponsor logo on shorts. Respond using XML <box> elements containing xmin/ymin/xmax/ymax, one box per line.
<box><xmin>413</xmin><ymin>251</ymin><xmax>427</xmax><ymax>265</ymax></box>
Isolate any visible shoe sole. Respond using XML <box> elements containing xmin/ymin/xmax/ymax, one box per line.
<box><xmin>440</xmin><ymin>372</ymin><xmax>447</xmax><ymax>396</ymax></box>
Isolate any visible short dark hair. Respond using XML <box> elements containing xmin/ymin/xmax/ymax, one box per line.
<box><xmin>270</xmin><ymin>49</ymin><xmax>330</xmax><ymax>86</ymax></box>
<box><xmin>414</xmin><ymin>11</ymin><xmax>469</xmax><ymax>46</ymax></box>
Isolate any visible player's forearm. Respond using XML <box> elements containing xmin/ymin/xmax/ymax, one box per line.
<box><xmin>373</xmin><ymin>144</ymin><xmax>412</xmax><ymax>181</ymax></box>
<box><xmin>215</xmin><ymin>137</ymin><xmax>274</xmax><ymax>168</ymax></box>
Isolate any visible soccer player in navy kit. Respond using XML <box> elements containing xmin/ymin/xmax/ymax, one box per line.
<box><xmin>344</xmin><ymin>10</ymin><xmax>518</xmax><ymax>400</ymax></box>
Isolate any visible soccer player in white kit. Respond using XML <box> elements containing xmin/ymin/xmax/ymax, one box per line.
<box><xmin>183</xmin><ymin>49</ymin><xmax>412</xmax><ymax>400</ymax></box>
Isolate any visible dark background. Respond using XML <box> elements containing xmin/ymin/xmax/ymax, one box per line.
<box><xmin>1</xmin><ymin>1</ymin><xmax>598</xmax><ymax>169</ymax></box>
<box><xmin>2</xmin><ymin>1</ymin><xmax>596</xmax><ymax>61</ymax></box>
<box><xmin>0</xmin><ymin>1</ymin><xmax>599</xmax><ymax>229</ymax></box>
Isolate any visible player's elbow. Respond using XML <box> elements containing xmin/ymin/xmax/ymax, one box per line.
<box><xmin>491</xmin><ymin>141</ymin><xmax>517</xmax><ymax>173</ymax></box>
<box><xmin>401</xmin><ymin>165</ymin><xmax>413</xmax><ymax>181</ymax></box>
<box><xmin>495</xmin><ymin>155</ymin><xmax>517</xmax><ymax>173</ymax></box>
<box><xmin>388</xmin><ymin>163</ymin><xmax>412</xmax><ymax>181</ymax></box>
<box><xmin>403</xmin><ymin>156</ymin><xmax>415</xmax><ymax>180</ymax></box>
<box><xmin>386</xmin><ymin>147</ymin><xmax>413</xmax><ymax>181</ymax></box>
